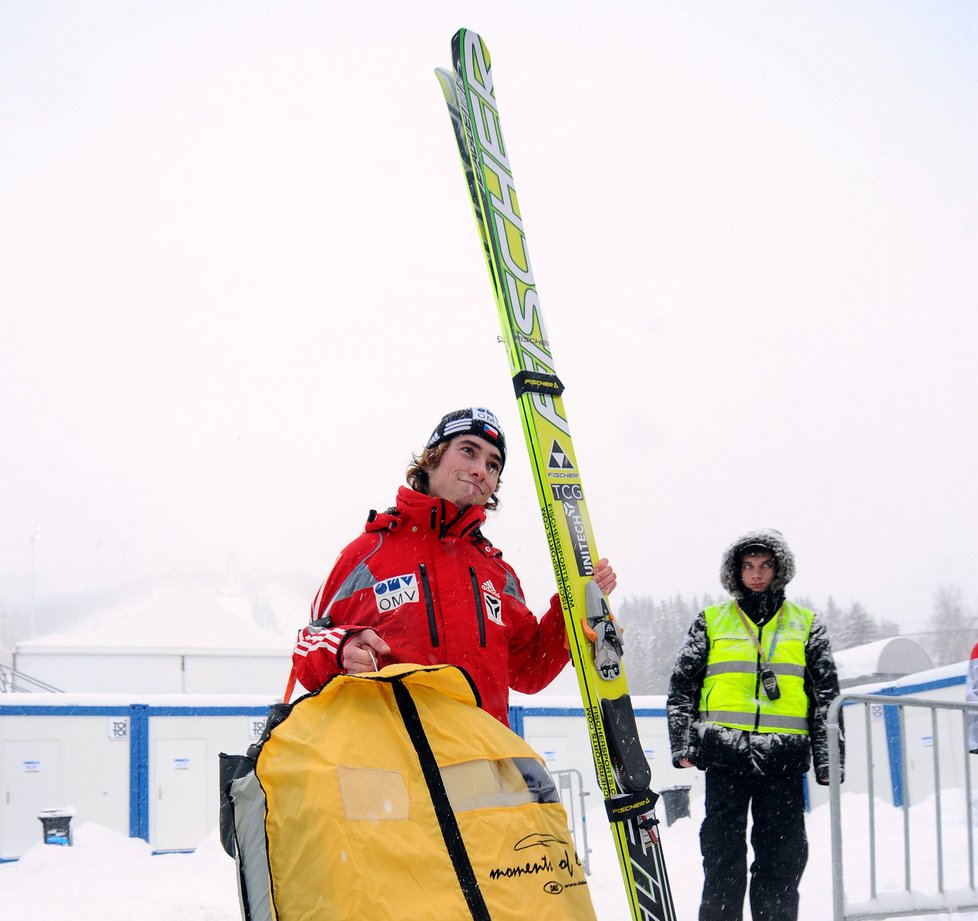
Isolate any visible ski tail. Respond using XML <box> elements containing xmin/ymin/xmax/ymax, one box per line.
<box><xmin>436</xmin><ymin>29</ymin><xmax>677</xmax><ymax>921</ymax></box>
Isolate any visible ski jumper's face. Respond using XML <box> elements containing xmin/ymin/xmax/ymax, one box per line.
<box><xmin>426</xmin><ymin>435</ymin><xmax>502</xmax><ymax>509</ymax></box>
<box><xmin>741</xmin><ymin>551</ymin><xmax>776</xmax><ymax>594</ymax></box>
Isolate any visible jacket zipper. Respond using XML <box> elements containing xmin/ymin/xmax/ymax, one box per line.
<box><xmin>419</xmin><ymin>564</ymin><xmax>439</xmax><ymax>648</ymax></box>
<box><xmin>469</xmin><ymin>566</ymin><xmax>487</xmax><ymax>647</ymax></box>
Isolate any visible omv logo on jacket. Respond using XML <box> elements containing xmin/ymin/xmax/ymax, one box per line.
<box><xmin>373</xmin><ymin>574</ymin><xmax>419</xmax><ymax>613</ymax></box>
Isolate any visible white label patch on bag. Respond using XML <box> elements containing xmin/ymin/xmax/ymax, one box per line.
<box><xmin>484</xmin><ymin>592</ymin><xmax>503</xmax><ymax>625</ymax></box>
<box><xmin>373</xmin><ymin>574</ymin><xmax>418</xmax><ymax>613</ymax></box>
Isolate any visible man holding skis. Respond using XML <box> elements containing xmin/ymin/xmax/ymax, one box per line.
<box><xmin>292</xmin><ymin>406</ymin><xmax>616</xmax><ymax>726</ymax></box>
<box><xmin>667</xmin><ymin>528</ymin><xmax>842</xmax><ymax>921</ymax></box>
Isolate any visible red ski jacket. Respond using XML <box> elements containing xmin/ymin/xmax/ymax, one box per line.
<box><xmin>293</xmin><ymin>486</ymin><xmax>570</xmax><ymax>725</ymax></box>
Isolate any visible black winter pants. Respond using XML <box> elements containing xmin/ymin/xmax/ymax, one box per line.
<box><xmin>698</xmin><ymin>768</ymin><xmax>808</xmax><ymax>921</ymax></box>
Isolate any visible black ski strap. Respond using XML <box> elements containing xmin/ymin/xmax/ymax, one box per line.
<box><xmin>512</xmin><ymin>369</ymin><xmax>564</xmax><ymax>398</ymax></box>
<box><xmin>391</xmin><ymin>679</ymin><xmax>491</xmax><ymax>921</ymax></box>
<box><xmin>604</xmin><ymin>789</ymin><xmax>660</xmax><ymax>824</ymax></box>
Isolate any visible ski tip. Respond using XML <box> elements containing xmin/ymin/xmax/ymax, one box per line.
<box><xmin>451</xmin><ymin>28</ymin><xmax>492</xmax><ymax>74</ymax></box>
<box><xmin>434</xmin><ymin>68</ymin><xmax>457</xmax><ymax>105</ymax></box>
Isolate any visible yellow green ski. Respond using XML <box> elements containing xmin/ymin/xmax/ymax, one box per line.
<box><xmin>435</xmin><ymin>28</ymin><xmax>677</xmax><ymax>921</ymax></box>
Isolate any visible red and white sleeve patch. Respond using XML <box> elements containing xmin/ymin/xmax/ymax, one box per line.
<box><xmin>294</xmin><ymin>625</ymin><xmax>346</xmax><ymax>660</ymax></box>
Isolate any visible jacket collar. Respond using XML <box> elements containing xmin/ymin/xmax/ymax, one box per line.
<box><xmin>394</xmin><ymin>486</ymin><xmax>487</xmax><ymax>540</ymax></box>
<box><xmin>738</xmin><ymin>588</ymin><xmax>785</xmax><ymax>627</ymax></box>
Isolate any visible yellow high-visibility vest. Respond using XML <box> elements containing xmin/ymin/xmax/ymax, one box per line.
<box><xmin>699</xmin><ymin>600</ymin><xmax>813</xmax><ymax>734</ymax></box>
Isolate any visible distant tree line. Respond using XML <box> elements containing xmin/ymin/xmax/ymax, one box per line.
<box><xmin>912</xmin><ymin>585</ymin><xmax>978</xmax><ymax>669</ymax></box>
<box><xmin>614</xmin><ymin>587</ymin><xmax>973</xmax><ymax>695</ymax></box>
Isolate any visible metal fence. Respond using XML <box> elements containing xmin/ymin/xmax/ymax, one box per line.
<box><xmin>0</xmin><ymin>664</ymin><xmax>62</xmax><ymax>693</ymax></box>
<box><xmin>552</xmin><ymin>767</ymin><xmax>592</xmax><ymax>875</ymax></box>
<box><xmin>828</xmin><ymin>692</ymin><xmax>978</xmax><ymax>921</ymax></box>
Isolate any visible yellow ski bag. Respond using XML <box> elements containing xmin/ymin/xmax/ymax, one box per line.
<box><xmin>221</xmin><ymin>663</ymin><xmax>596</xmax><ymax>920</ymax></box>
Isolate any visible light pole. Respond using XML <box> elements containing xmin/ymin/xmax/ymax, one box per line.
<box><xmin>30</xmin><ymin>526</ymin><xmax>41</xmax><ymax>639</ymax></box>
<box><xmin>95</xmin><ymin>538</ymin><xmax>103</xmax><ymax>629</ymax></box>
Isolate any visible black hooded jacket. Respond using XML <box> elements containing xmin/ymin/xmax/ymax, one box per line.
<box><xmin>666</xmin><ymin>529</ymin><xmax>843</xmax><ymax>782</ymax></box>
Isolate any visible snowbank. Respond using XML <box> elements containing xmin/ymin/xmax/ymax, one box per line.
<box><xmin>2</xmin><ymin>792</ymin><xmax>974</xmax><ymax>920</ymax></box>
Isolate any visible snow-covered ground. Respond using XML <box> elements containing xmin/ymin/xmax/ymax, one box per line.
<box><xmin>3</xmin><ymin>790</ymin><xmax>976</xmax><ymax>920</ymax></box>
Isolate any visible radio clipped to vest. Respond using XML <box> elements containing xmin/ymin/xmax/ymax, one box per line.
<box><xmin>759</xmin><ymin>667</ymin><xmax>781</xmax><ymax>701</ymax></box>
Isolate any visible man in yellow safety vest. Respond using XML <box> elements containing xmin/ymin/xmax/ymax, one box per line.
<box><xmin>667</xmin><ymin>528</ymin><xmax>842</xmax><ymax>921</ymax></box>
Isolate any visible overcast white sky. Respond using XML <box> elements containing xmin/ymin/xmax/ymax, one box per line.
<box><xmin>2</xmin><ymin>1</ymin><xmax>976</xmax><ymax>639</ymax></box>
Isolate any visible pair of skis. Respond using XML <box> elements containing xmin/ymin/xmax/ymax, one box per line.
<box><xmin>435</xmin><ymin>29</ymin><xmax>676</xmax><ymax>921</ymax></box>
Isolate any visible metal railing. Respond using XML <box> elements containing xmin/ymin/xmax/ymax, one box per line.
<box><xmin>552</xmin><ymin>767</ymin><xmax>592</xmax><ymax>875</ymax></box>
<box><xmin>828</xmin><ymin>692</ymin><xmax>978</xmax><ymax>921</ymax></box>
<box><xmin>0</xmin><ymin>663</ymin><xmax>63</xmax><ymax>693</ymax></box>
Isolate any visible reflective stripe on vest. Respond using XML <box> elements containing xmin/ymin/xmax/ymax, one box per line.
<box><xmin>699</xmin><ymin>599</ymin><xmax>814</xmax><ymax>735</ymax></box>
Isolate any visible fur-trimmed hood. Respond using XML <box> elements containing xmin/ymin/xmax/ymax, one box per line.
<box><xmin>720</xmin><ymin>528</ymin><xmax>796</xmax><ymax>599</ymax></box>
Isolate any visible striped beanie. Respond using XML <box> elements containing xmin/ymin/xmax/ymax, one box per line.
<box><xmin>425</xmin><ymin>407</ymin><xmax>507</xmax><ymax>469</ymax></box>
